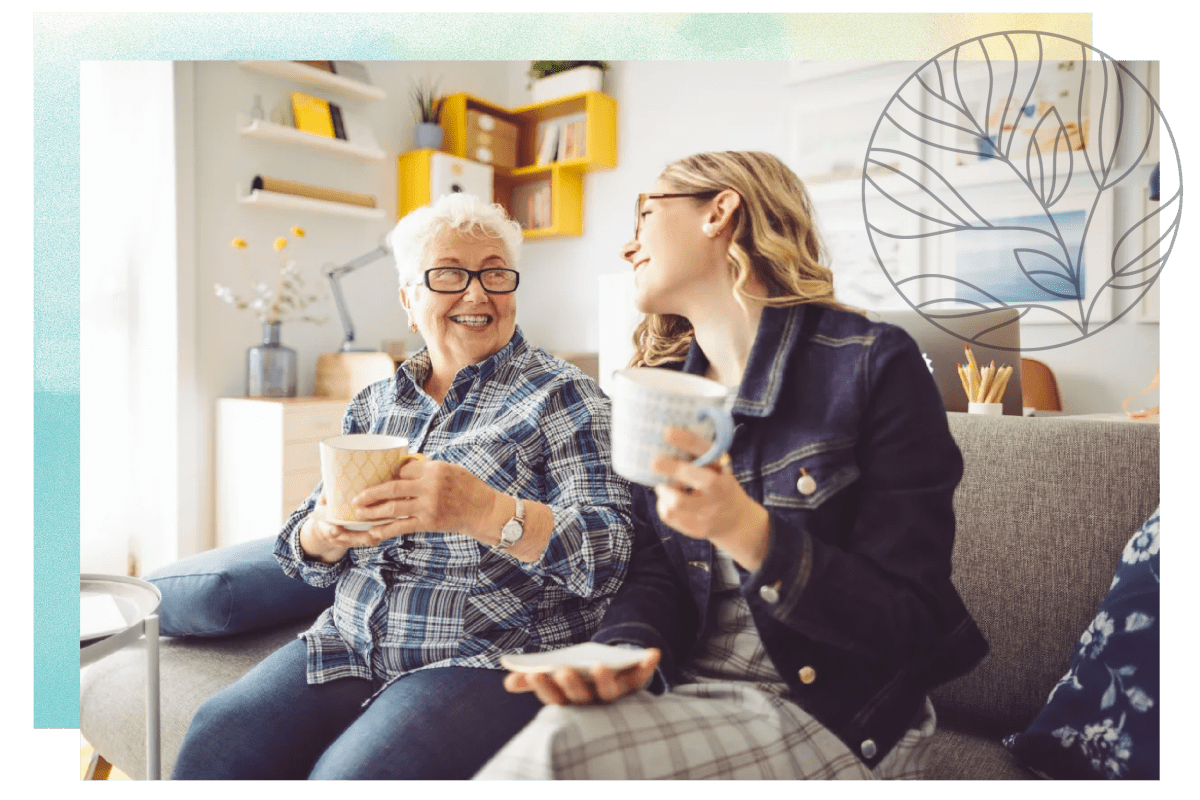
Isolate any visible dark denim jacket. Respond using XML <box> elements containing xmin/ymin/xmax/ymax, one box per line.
<box><xmin>594</xmin><ymin>303</ymin><xmax>988</xmax><ymax>769</ymax></box>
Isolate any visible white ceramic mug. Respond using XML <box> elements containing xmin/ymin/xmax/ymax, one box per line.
<box><xmin>319</xmin><ymin>434</ymin><xmax>425</xmax><ymax>525</ymax></box>
<box><xmin>609</xmin><ymin>368</ymin><xmax>735</xmax><ymax>487</ymax></box>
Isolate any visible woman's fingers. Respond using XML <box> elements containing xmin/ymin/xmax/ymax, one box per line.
<box><xmin>526</xmin><ymin>672</ymin><xmax>572</xmax><ymax>706</ymax></box>
<box><xmin>662</xmin><ymin>425</ymin><xmax>714</xmax><ymax>459</ymax></box>
<box><xmin>504</xmin><ymin>671</ymin><xmax>532</xmax><ymax>693</ymax></box>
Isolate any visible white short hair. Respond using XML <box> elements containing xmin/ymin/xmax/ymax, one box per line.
<box><xmin>388</xmin><ymin>193</ymin><xmax>523</xmax><ymax>287</ymax></box>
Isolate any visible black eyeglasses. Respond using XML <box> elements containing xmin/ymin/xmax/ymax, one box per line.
<box><xmin>422</xmin><ymin>267</ymin><xmax>520</xmax><ymax>294</ymax></box>
<box><xmin>635</xmin><ymin>191</ymin><xmax>720</xmax><ymax>237</ymax></box>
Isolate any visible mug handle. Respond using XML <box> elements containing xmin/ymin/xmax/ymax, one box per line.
<box><xmin>693</xmin><ymin>407</ymin><xmax>734</xmax><ymax>468</ymax></box>
<box><xmin>394</xmin><ymin>452</ymin><xmax>426</xmax><ymax>477</ymax></box>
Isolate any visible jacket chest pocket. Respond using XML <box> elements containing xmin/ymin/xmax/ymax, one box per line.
<box><xmin>760</xmin><ymin>441</ymin><xmax>860</xmax><ymax>510</ymax></box>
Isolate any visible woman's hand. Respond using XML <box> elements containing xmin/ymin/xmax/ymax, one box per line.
<box><xmin>298</xmin><ymin>492</ymin><xmax>383</xmax><ymax>563</ymax></box>
<box><xmin>349</xmin><ymin>457</ymin><xmax>506</xmax><ymax>543</ymax></box>
<box><xmin>652</xmin><ymin>426</ymin><xmax>771</xmax><ymax>571</ymax></box>
<box><xmin>503</xmin><ymin>648</ymin><xmax>662</xmax><ymax>705</ymax></box>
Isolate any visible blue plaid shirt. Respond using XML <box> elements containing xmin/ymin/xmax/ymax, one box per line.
<box><xmin>275</xmin><ymin>328</ymin><xmax>633</xmax><ymax>695</ymax></box>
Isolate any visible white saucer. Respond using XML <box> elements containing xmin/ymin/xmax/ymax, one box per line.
<box><xmin>499</xmin><ymin>642</ymin><xmax>650</xmax><ymax>675</ymax></box>
<box><xmin>320</xmin><ymin>511</ymin><xmax>415</xmax><ymax>531</ymax></box>
<box><xmin>324</xmin><ymin>517</ymin><xmax>393</xmax><ymax>531</ymax></box>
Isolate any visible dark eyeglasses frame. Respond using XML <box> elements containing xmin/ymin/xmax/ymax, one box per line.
<box><xmin>422</xmin><ymin>267</ymin><xmax>520</xmax><ymax>294</ymax></box>
<box><xmin>635</xmin><ymin>191</ymin><xmax>721</xmax><ymax>237</ymax></box>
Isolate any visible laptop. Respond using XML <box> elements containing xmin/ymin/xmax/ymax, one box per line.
<box><xmin>870</xmin><ymin>308</ymin><xmax>1025</xmax><ymax>415</ymax></box>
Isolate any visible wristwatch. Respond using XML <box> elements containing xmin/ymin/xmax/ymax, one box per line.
<box><xmin>496</xmin><ymin>494</ymin><xmax>525</xmax><ymax>551</ymax></box>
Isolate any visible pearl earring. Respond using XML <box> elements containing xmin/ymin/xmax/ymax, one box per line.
<box><xmin>409</xmin><ymin>322</ymin><xmax>418</xmax><ymax>334</ymax></box>
<box><xmin>702</xmin><ymin>222</ymin><xmax>714</xmax><ymax>236</ymax></box>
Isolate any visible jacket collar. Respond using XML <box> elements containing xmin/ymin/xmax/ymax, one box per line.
<box><xmin>680</xmin><ymin>305</ymin><xmax>807</xmax><ymax>419</ymax></box>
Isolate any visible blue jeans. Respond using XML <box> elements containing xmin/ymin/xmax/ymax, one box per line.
<box><xmin>171</xmin><ymin>638</ymin><xmax>544</xmax><ymax>779</ymax></box>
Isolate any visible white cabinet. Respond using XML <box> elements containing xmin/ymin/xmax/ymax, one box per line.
<box><xmin>216</xmin><ymin>397</ymin><xmax>347</xmax><ymax>547</ymax></box>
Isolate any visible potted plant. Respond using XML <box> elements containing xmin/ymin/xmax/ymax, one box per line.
<box><xmin>410</xmin><ymin>76</ymin><xmax>444</xmax><ymax>150</ymax></box>
<box><xmin>527</xmin><ymin>61</ymin><xmax>607</xmax><ymax>104</ymax></box>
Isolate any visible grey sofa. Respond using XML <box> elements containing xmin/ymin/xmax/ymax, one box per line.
<box><xmin>81</xmin><ymin>413</ymin><xmax>1160</xmax><ymax>780</ymax></box>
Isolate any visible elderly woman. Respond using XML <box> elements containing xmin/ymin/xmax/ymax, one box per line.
<box><xmin>172</xmin><ymin>193</ymin><xmax>633</xmax><ymax>780</ymax></box>
<box><xmin>481</xmin><ymin>152</ymin><xmax>988</xmax><ymax>780</ymax></box>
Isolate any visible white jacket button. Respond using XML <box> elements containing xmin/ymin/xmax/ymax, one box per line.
<box><xmin>759</xmin><ymin>581</ymin><xmax>781</xmax><ymax>603</ymax></box>
<box><xmin>796</xmin><ymin>469</ymin><xmax>816</xmax><ymax>495</ymax></box>
<box><xmin>798</xmin><ymin>666</ymin><xmax>816</xmax><ymax>684</ymax></box>
<box><xmin>861</xmin><ymin>739</ymin><xmax>877</xmax><ymax>759</ymax></box>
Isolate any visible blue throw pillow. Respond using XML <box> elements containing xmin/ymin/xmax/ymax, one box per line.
<box><xmin>1003</xmin><ymin>507</ymin><xmax>1160</xmax><ymax>779</ymax></box>
<box><xmin>145</xmin><ymin>536</ymin><xmax>336</xmax><ymax>637</ymax></box>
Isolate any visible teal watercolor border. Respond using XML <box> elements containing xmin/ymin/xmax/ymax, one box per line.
<box><xmin>25</xmin><ymin>4</ymin><xmax>1180</xmax><ymax>796</ymax></box>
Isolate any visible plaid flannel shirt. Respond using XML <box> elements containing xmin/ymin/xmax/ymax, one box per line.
<box><xmin>275</xmin><ymin>328</ymin><xmax>633</xmax><ymax>696</ymax></box>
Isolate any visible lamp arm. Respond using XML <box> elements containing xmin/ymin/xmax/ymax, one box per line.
<box><xmin>324</xmin><ymin>244</ymin><xmax>391</xmax><ymax>352</ymax></box>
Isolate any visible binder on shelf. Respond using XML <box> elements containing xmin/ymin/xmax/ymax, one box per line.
<box><xmin>251</xmin><ymin>175</ymin><xmax>377</xmax><ymax>208</ymax></box>
<box><xmin>291</xmin><ymin>92</ymin><xmax>346</xmax><ymax>140</ymax></box>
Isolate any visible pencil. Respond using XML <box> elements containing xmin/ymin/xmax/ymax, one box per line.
<box><xmin>977</xmin><ymin>360</ymin><xmax>996</xmax><ymax>403</ymax></box>
<box><xmin>957</xmin><ymin>363</ymin><xmax>971</xmax><ymax>400</ymax></box>
<box><xmin>964</xmin><ymin>344</ymin><xmax>981</xmax><ymax>396</ymax></box>
<box><xmin>986</xmin><ymin>365</ymin><xmax>1011</xmax><ymax>404</ymax></box>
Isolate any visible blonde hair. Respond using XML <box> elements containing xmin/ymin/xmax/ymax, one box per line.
<box><xmin>630</xmin><ymin>151</ymin><xmax>861</xmax><ymax>367</ymax></box>
<box><xmin>388</xmin><ymin>192</ymin><xmax>523</xmax><ymax>287</ymax></box>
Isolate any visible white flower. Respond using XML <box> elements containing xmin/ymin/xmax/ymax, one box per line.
<box><xmin>1079</xmin><ymin>611</ymin><xmax>1115</xmax><ymax>659</ymax></box>
<box><xmin>1122</xmin><ymin>520</ymin><xmax>1160</xmax><ymax>564</ymax></box>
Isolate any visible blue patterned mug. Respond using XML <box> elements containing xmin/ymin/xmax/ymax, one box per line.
<box><xmin>610</xmin><ymin>368</ymin><xmax>735</xmax><ymax>487</ymax></box>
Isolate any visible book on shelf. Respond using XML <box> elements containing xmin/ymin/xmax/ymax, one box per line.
<box><xmin>511</xmin><ymin>180</ymin><xmax>551</xmax><ymax>230</ymax></box>
<box><xmin>536</xmin><ymin>124</ymin><xmax>559</xmax><ymax>166</ymax></box>
<box><xmin>291</xmin><ymin>92</ymin><xmax>347</xmax><ymax>140</ymax></box>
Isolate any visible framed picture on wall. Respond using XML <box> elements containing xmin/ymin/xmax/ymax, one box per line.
<box><xmin>920</xmin><ymin>190</ymin><xmax>1115</xmax><ymax>327</ymax></box>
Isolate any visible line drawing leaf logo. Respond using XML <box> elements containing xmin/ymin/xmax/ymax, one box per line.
<box><xmin>863</xmin><ymin>31</ymin><xmax>1182</xmax><ymax>351</ymax></box>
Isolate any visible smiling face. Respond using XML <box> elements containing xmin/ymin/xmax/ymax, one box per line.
<box><xmin>400</xmin><ymin>229</ymin><xmax>518</xmax><ymax>381</ymax></box>
<box><xmin>622</xmin><ymin>178</ymin><xmax>724</xmax><ymax>318</ymax></box>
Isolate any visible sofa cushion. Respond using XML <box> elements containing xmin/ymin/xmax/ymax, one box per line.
<box><xmin>1002</xmin><ymin>507</ymin><xmax>1160</xmax><ymax>779</ymax></box>
<box><xmin>145</xmin><ymin>536</ymin><xmax>335</xmax><ymax>637</ymax></box>
<box><xmin>933</xmin><ymin>414</ymin><xmax>1160</xmax><ymax>732</ymax></box>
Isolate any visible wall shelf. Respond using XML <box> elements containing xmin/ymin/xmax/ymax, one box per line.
<box><xmin>238</xmin><ymin>60</ymin><xmax>386</xmax><ymax>102</ymax></box>
<box><xmin>401</xmin><ymin>91</ymin><xmax>617</xmax><ymax>239</ymax></box>
<box><xmin>238</xmin><ymin>187</ymin><xmax>385</xmax><ymax>220</ymax></box>
<box><xmin>239</xmin><ymin>116</ymin><xmax>385</xmax><ymax>161</ymax></box>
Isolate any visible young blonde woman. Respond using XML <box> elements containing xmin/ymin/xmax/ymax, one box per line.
<box><xmin>479</xmin><ymin>151</ymin><xmax>988</xmax><ymax>780</ymax></box>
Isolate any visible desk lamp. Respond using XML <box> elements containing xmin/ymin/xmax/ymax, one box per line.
<box><xmin>314</xmin><ymin>242</ymin><xmax>400</xmax><ymax>398</ymax></box>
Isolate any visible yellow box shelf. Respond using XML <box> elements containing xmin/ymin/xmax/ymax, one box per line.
<box><xmin>400</xmin><ymin>91</ymin><xmax>617</xmax><ymax>239</ymax></box>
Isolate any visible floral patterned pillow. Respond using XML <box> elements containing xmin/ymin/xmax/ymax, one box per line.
<box><xmin>1003</xmin><ymin>507</ymin><xmax>1159</xmax><ymax>779</ymax></box>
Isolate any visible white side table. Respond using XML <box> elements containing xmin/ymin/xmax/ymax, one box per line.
<box><xmin>81</xmin><ymin>574</ymin><xmax>162</xmax><ymax>780</ymax></box>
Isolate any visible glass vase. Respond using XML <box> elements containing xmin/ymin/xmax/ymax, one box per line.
<box><xmin>246</xmin><ymin>321</ymin><xmax>297</xmax><ymax>398</ymax></box>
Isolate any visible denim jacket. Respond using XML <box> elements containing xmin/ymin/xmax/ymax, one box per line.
<box><xmin>593</xmin><ymin>303</ymin><xmax>989</xmax><ymax>769</ymax></box>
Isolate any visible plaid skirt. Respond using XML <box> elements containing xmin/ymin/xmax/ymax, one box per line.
<box><xmin>474</xmin><ymin>549</ymin><xmax>937</xmax><ymax>780</ymax></box>
<box><xmin>472</xmin><ymin>683</ymin><xmax>936</xmax><ymax>780</ymax></box>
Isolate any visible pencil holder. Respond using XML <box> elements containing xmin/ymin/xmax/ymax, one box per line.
<box><xmin>968</xmin><ymin>402</ymin><xmax>1003</xmax><ymax>416</ymax></box>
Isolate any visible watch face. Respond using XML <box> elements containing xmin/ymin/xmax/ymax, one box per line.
<box><xmin>501</xmin><ymin>519</ymin><xmax>523</xmax><ymax>545</ymax></box>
